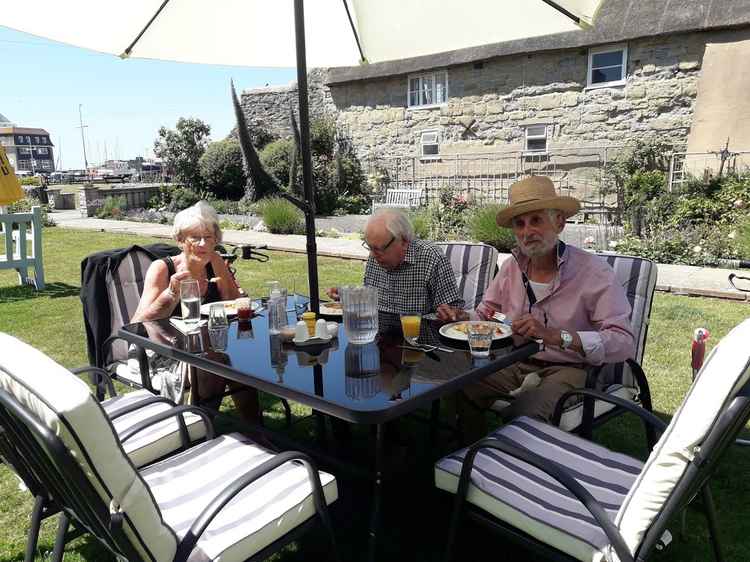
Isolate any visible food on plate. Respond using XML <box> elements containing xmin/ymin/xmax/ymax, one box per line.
<box><xmin>452</xmin><ymin>322</ymin><xmax>507</xmax><ymax>337</ymax></box>
<box><xmin>322</xmin><ymin>302</ymin><xmax>342</xmax><ymax>310</ymax></box>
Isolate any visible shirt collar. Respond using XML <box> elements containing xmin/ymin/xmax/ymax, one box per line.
<box><xmin>402</xmin><ymin>240</ymin><xmax>418</xmax><ymax>265</ymax></box>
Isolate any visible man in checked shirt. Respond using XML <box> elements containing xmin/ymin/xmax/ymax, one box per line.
<box><xmin>327</xmin><ymin>208</ymin><xmax>464</xmax><ymax>326</ymax></box>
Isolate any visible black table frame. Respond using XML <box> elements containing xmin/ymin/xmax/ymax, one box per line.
<box><xmin>118</xmin><ymin>321</ymin><xmax>540</xmax><ymax>561</ymax></box>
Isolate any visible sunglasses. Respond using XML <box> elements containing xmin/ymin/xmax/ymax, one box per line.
<box><xmin>362</xmin><ymin>235</ymin><xmax>396</xmax><ymax>253</ymax></box>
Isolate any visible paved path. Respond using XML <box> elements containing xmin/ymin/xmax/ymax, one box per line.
<box><xmin>52</xmin><ymin>210</ymin><xmax>749</xmax><ymax>301</ymax></box>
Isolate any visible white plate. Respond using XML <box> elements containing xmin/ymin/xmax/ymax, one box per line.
<box><xmin>200</xmin><ymin>300</ymin><xmax>260</xmax><ymax>317</ymax></box>
<box><xmin>319</xmin><ymin>302</ymin><xmax>343</xmax><ymax>316</ymax></box>
<box><xmin>439</xmin><ymin>321</ymin><xmax>512</xmax><ymax>342</ymax></box>
<box><xmin>292</xmin><ymin>335</ymin><xmax>332</xmax><ymax>346</ymax></box>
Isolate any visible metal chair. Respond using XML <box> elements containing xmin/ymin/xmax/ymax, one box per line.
<box><xmin>0</xmin><ymin>332</ymin><xmax>339</xmax><ymax>562</ymax></box>
<box><xmin>437</xmin><ymin>318</ymin><xmax>750</xmax><ymax>562</ymax></box>
<box><xmin>491</xmin><ymin>254</ymin><xmax>658</xmax><ymax>446</ymax></box>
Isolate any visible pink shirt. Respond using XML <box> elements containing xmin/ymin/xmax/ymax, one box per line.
<box><xmin>476</xmin><ymin>243</ymin><xmax>635</xmax><ymax>365</ymax></box>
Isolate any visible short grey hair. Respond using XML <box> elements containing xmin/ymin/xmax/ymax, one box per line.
<box><xmin>368</xmin><ymin>208</ymin><xmax>414</xmax><ymax>242</ymax></box>
<box><xmin>172</xmin><ymin>201</ymin><xmax>223</xmax><ymax>243</ymax></box>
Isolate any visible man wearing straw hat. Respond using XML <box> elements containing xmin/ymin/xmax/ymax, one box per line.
<box><xmin>438</xmin><ymin>176</ymin><xmax>634</xmax><ymax>439</ymax></box>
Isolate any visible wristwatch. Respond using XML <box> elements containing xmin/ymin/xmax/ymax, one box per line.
<box><xmin>560</xmin><ymin>330</ymin><xmax>574</xmax><ymax>350</ymax></box>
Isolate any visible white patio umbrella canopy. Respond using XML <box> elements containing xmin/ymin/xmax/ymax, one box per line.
<box><xmin>0</xmin><ymin>0</ymin><xmax>602</xmax><ymax>67</ymax></box>
<box><xmin>0</xmin><ymin>0</ymin><xmax>602</xmax><ymax>311</ymax></box>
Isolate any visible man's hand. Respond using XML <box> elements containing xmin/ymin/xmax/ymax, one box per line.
<box><xmin>325</xmin><ymin>287</ymin><xmax>340</xmax><ymax>301</ymax></box>
<box><xmin>511</xmin><ymin>313</ymin><xmax>552</xmax><ymax>343</ymax></box>
<box><xmin>437</xmin><ymin>304</ymin><xmax>469</xmax><ymax>322</ymax></box>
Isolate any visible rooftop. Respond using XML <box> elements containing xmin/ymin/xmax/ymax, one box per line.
<box><xmin>328</xmin><ymin>0</ymin><xmax>750</xmax><ymax>84</ymax></box>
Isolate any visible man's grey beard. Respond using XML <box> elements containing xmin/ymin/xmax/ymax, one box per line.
<box><xmin>517</xmin><ymin>234</ymin><xmax>558</xmax><ymax>258</ymax></box>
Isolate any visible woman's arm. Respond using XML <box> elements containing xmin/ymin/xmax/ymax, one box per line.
<box><xmin>131</xmin><ymin>260</ymin><xmax>190</xmax><ymax>322</ymax></box>
<box><xmin>210</xmin><ymin>253</ymin><xmax>243</xmax><ymax>300</ymax></box>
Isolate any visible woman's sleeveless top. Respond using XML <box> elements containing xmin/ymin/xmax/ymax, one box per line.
<box><xmin>162</xmin><ymin>256</ymin><xmax>222</xmax><ymax>317</ymax></box>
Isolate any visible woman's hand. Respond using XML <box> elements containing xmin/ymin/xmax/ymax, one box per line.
<box><xmin>168</xmin><ymin>269</ymin><xmax>198</xmax><ymax>297</ymax></box>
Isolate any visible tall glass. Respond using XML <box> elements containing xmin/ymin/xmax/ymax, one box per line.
<box><xmin>208</xmin><ymin>303</ymin><xmax>229</xmax><ymax>351</ymax></box>
<box><xmin>179</xmin><ymin>279</ymin><xmax>201</xmax><ymax>327</ymax></box>
<box><xmin>340</xmin><ymin>286</ymin><xmax>379</xmax><ymax>344</ymax></box>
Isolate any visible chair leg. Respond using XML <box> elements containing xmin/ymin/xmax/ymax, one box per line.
<box><xmin>701</xmin><ymin>485</ymin><xmax>725</xmax><ymax>562</ymax></box>
<box><xmin>50</xmin><ymin>512</ymin><xmax>69</xmax><ymax>562</ymax></box>
<box><xmin>281</xmin><ymin>399</ymin><xmax>293</xmax><ymax>427</ymax></box>
<box><xmin>444</xmin><ymin>492</ymin><xmax>468</xmax><ymax>562</ymax></box>
<box><xmin>24</xmin><ymin>495</ymin><xmax>46</xmax><ymax>562</ymax></box>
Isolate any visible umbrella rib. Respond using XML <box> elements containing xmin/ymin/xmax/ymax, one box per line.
<box><xmin>539</xmin><ymin>0</ymin><xmax>583</xmax><ymax>26</ymax></box>
<box><xmin>341</xmin><ymin>0</ymin><xmax>366</xmax><ymax>63</ymax></box>
<box><xmin>121</xmin><ymin>0</ymin><xmax>172</xmax><ymax>58</ymax></box>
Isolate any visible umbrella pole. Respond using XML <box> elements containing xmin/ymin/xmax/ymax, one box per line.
<box><xmin>294</xmin><ymin>0</ymin><xmax>320</xmax><ymax>314</ymax></box>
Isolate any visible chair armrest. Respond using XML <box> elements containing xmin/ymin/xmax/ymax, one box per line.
<box><xmin>457</xmin><ymin>437</ymin><xmax>635</xmax><ymax>562</ymax></box>
<box><xmin>119</xmin><ymin>405</ymin><xmax>215</xmax><ymax>446</ymax></box>
<box><xmin>106</xmin><ymin>395</ymin><xmax>176</xmax><ymax>421</ymax></box>
<box><xmin>71</xmin><ymin>365</ymin><xmax>117</xmax><ymax>399</ymax></box>
<box><xmin>552</xmin><ymin>388</ymin><xmax>667</xmax><ymax>433</ymax></box>
<box><xmin>174</xmin><ymin>451</ymin><xmax>332</xmax><ymax>562</ymax></box>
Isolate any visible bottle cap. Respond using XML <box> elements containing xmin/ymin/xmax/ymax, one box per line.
<box><xmin>302</xmin><ymin>311</ymin><xmax>316</xmax><ymax>320</ymax></box>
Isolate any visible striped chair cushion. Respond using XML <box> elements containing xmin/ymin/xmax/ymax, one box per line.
<box><xmin>105</xmin><ymin>248</ymin><xmax>155</xmax><ymax>364</ymax></box>
<box><xmin>102</xmin><ymin>389</ymin><xmax>207</xmax><ymax>468</ymax></box>
<box><xmin>435</xmin><ymin>243</ymin><xmax>499</xmax><ymax>309</ymax></box>
<box><xmin>615</xmin><ymin>319</ymin><xmax>750</xmax><ymax>557</ymax></box>
<box><xmin>0</xmin><ymin>333</ymin><xmax>177</xmax><ymax>561</ymax></box>
<box><xmin>142</xmin><ymin>432</ymin><xmax>338</xmax><ymax>561</ymax></box>
<box><xmin>435</xmin><ymin>416</ymin><xmax>643</xmax><ymax>562</ymax></box>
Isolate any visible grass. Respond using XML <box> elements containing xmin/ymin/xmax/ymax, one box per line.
<box><xmin>1</xmin><ymin>227</ymin><xmax>749</xmax><ymax>561</ymax></box>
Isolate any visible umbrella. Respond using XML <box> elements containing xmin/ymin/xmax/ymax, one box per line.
<box><xmin>0</xmin><ymin>145</ymin><xmax>24</xmax><ymax>206</ymax></box>
<box><xmin>0</xmin><ymin>0</ymin><xmax>602</xmax><ymax>309</ymax></box>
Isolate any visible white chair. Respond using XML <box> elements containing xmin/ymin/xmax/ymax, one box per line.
<box><xmin>437</xmin><ymin>318</ymin><xmax>750</xmax><ymax>562</ymax></box>
<box><xmin>0</xmin><ymin>205</ymin><xmax>45</xmax><ymax>289</ymax></box>
<box><xmin>0</xmin><ymin>332</ymin><xmax>339</xmax><ymax>562</ymax></box>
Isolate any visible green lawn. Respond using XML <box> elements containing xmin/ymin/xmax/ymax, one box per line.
<box><xmin>0</xmin><ymin>227</ymin><xmax>749</xmax><ymax>561</ymax></box>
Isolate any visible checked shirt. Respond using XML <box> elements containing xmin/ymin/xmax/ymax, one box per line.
<box><xmin>364</xmin><ymin>239</ymin><xmax>463</xmax><ymax>315</ymax></box>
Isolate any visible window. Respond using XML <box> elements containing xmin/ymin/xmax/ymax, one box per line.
<box><xmin>420</xmin><ymin>130</ymin><xmax>440</xmax><ymax>159</ymax></box>
<box><xmin>17</xmin><ymin>160</ymin><xmax>32</xmax><ymax>171</ymax></box>
<box><xmin>40</xmin><ymin>160</ymin><xmax>52</xmax><ymax>170</ymax></box>
<box><xmin>41</xmin><ymin>137</ymin><xmax>47</xmax><ymax>144</ymax></box>
<box><xmin>25</xmin><ymin>135</ymin><xmax>31</xmax><ymax>144</ymax></box>
<box><xmin>408</xmin><ymin>71</ymin><xmax>448</xmax><ymax>108</ymax></box>
<box><xmin>37</xmin><ymin>147</ymin><xmax>49</xmax><ymax>155</ymax></box>
<box><xmin>16</xmin><ymin>136</ymin><xmax>24</xmax><ymax>144</ymax></box>
<box><xmin>19</xmin><ymin>147</ymin><xmax>31</xmax><ymax>155</ymax></box>
<box><xmin>588</xmin><ymin>44</ymin><xmax>627</xmax><ymax>87</ymax></box>
<box><xmin>34</xmin><ymin>136</ymin><xmax>40</xmax><ymax>144</ymax></box>
<box><xmin>524</xmin><ymin>124</ymin><xmax>548</xmax><ymax>153</ymax></box>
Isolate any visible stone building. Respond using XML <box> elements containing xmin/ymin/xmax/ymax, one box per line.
<box><xmin>240</xmin><ymin>0</ymin><xmax>750</xmax><ymax>206</ymax></box>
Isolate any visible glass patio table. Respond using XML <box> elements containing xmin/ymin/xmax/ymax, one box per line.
<box><xmin>118</xmin><ymin>304</ymin><xmax>540</xmax><ymax>560</ymax></box>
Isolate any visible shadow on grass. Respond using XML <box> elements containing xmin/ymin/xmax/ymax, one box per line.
<box><xmin>0</xmin><ymin>282</ymin><xmax>79</xmax><ymax>303</ymax></box>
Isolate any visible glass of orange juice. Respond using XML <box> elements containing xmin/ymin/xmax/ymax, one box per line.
<box><xmin>400</xmin><ymin>313</ymin><xmax>422</xmax><ymax>346</ymax></box>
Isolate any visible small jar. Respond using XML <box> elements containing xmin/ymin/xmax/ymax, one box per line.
<box><xmin>302</xmin><ymin>311</ymin><xmax>317</xmax><ymax>336</ymax></box>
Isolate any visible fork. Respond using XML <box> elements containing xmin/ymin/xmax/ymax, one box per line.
<box><xmin>491</xmin><ymin>311</ymin><xmax>512</xmax><ymax>327</ymax></box>
<box><xmin>399</xmin><ymin>344</ymin><xmax>455</xmax><ymax>354</ymax></box>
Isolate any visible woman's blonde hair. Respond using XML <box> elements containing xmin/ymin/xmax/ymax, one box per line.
<box><xmin>172</xmin><ymin>201</ymin><xmax>223</xmax><ymax>243</ymax></box>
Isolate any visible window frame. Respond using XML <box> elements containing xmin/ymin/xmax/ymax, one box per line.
<box><xmin>524</xmin><ymin>124</ymin><xmax>549</xmax><ymax>154</ymax></box>
<box><xmin>37</xmin><ymin>147</ymin><xmax>49</xmax><ymax>155</ymax></box>
<box><xmin>407</xmin><ymin>70</ymin><xmax>449</xmax><ymax>109</ymax></box>
<box><xmin>420</xmin><ymin>129</ymin><xmax>441</xmax><ymax>160</ymax></box>
<box><xmin>587</xmin><ymin>44</ymin><xmax>628</xmax><ymax>89</ymax></box>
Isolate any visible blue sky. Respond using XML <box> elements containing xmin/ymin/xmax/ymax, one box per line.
<box><xmin>0</xmin><ymin>27</ymin><xmax>296</xmax><ymax>170</ymax></box>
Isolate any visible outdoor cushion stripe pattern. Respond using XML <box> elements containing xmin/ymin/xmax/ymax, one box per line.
<box><xmin>142</xmin><ymin>432</ymin><xmax>338</xmax><ymax>562</ymax></box>
<box><xmin>615</xmin><ymin>319</ymin><xmax>750</xmax><ymax>558</ymax></box>
<box><xmin>435</xmin><ymin>416</ymin><xmax>643</xmax><ymax>562</ymax></box>
<box><xmin>106</xmin><ymin>249</ymin><xmax>154</xmax><ymax>364</ymax></box>
<box><xmin>0</xmin><ymin>332</ymin><xmax>177</xmax><ymax>561</ymax></box>
<box><xmin>102</xmin><ymin>389</ymin><xmax>207</xmax><ymax>468</ymax></box>
<box><xmin>436</xmin><ymin>243</ymin><xmax>498</xmax><ymax>309</ymax></box>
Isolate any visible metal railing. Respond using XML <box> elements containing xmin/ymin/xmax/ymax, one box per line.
<box><xmin>668</xmin><ymin>148</ymin><xmax>750</xmax><ymax>191</ymax></box>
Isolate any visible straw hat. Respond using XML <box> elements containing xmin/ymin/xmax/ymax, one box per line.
<box><xmin>496</xmin><ymin>176</ymin><xmax>580</xmax><ymax>227</ymax></box>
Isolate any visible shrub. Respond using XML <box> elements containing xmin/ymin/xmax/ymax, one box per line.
<box><xmin>96</xmin><ymin>195</ymin><xmax>128</xmax><ymax>219</ymax></box>
<box><xmin>198</xmin><ymin>139</ymin><xmax>246</xmax><ymax>200</ymax></box>
<box><xmin>259</xmin><ymin>138</ymin><xmax>294</xmax><ymax>189</ymax></box>
<box><xmin>256</xmin><ymin>197</ymin><xmax>304</xmax><ymax>234</ymax></box>
<box><xmin>468</xmin><ymin>204</ymin><xmax>516</xmax><ymax>252</ymax></box>
<box><xmin>153</xmin><ymin>185</ymin><xmax>202</xmax><ymax>212</ymax></box>
<box><xmin>6</xmin><ymin>196</ymin><xmax>54</xmax><ymax>226</ymax></box>
<box><xmin>20</xmin><ymin>177</ymin><xmax>41</xmax><ymax>186</ymax></box>
<box><xmin>733</xmin><ymin>214</ymin><xmax>750</xmax><ymax>258</ymax></box>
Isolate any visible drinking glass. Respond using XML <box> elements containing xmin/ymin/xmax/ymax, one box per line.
<box><xmin>400</xmin><ymin>313</ymin><xmax>421</xmax><ymax>346</ymax></box>
<box><xmin>208</xmin><ymin>303</ymin><xmax>229</xmax><ymax>351</ymax></box>
<box><xmin>180</xmin><ymin>279</ymin><xmax>201</xmax><ymax>327</ymax></box>
<box><xmin>467</xmin><ymin>322</ymin><xmax>493</xmax><ymax>358</ymax></box>
<box><xmin>340</xmin><ymin>286</ymin><xmax>379</xmax><ymax>344</ymax></box>
<box><xmin>235</xmin><ymin>297</ymin><xmax>252</xmax><ymax>321</ymax></box>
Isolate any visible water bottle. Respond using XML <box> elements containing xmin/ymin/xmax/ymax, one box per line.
<box><xmin>268</xmin><ymin>287</ymin><xmax>287</xmax><ymax>334</ymax></box>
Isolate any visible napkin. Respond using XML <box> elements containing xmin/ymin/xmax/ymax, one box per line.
<box><xmin>169</xmin><ymin>317</ymin><xmax>207</xmax><ymax>334</ymax></box>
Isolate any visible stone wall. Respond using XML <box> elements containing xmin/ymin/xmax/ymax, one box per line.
<box><xmin>239</xmin><ymin>68</ymin><xmax>337</xmax><ymax>139</ymax></box>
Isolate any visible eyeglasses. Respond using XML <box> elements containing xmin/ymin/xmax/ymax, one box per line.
<box><xmin>185</xmin><ymin>234</ymin><xmax>216</xmax><ymax>245</ymax></box>
<box><xmin>362</xmin><ymin>235</ymin><xmax>396</xmax><ymax>253</ymax></box>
